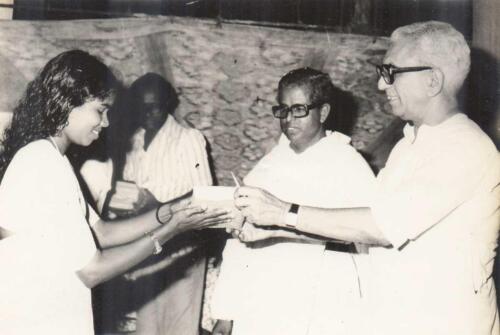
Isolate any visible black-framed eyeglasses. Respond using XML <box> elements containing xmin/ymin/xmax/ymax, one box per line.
<box><xmin>271</xmin><ymin>102</ymin><xmax>323</xmax><ymax>119</ymax></box>
<box><xmin>376</xmin><ymin>63</ymin><xmax>432</xmax><ymax>85</ymax></box>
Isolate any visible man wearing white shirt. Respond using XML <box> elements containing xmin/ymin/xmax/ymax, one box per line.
<box><xmin>235</xmin><ymin>21</ymin><xmax>499</xmax><ymax>335</ymax></box>
<box><xmin>211</xmin><ymin>68</ymin><xmax>376</xmax><ymax>335</ymax></box>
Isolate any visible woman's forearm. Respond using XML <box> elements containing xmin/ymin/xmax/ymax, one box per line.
<box><xmin>93</xmin><ymin>211</ymin><xmax>159</xmax><ymax>248</ymax></box>
<box><xmin>93</xmin><ymin>209</ymin><xmax>162</xmax><ymax>248</ymax></box>
<box><xmin>79</xmin><ymin>204</ymin><xmax>230</xmax><ymax>287</ymax></box>
<box><xmin>78</xmin><ymin>223</ymin><xmax>177</xmax><ymax>288</ymax></box>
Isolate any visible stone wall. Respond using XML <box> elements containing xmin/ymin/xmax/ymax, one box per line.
<box><xmin>0</xmin><ymin>16</ymin><xmax>396</xmax><ymax>183</ymax></box>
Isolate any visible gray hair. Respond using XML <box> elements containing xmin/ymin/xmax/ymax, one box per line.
<box><xmin>391</xmin><ymin>21</ymin><xmax>470</xmax><ymax>95</ymax></box>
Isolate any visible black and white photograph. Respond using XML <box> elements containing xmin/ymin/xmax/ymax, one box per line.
<box><xmin>0</xmin><ymin>1</ymin><xmax>498</xmax><ymax>334</ymax></box>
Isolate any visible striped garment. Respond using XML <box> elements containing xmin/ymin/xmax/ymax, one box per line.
<box><xmin>94</xmin><ymin>116</ymin><xmax>213</xmax><ymax>335</ymax></box>
<box><xmin>123</xmin><ymin>116</ymin><xmax>213</xmax><ymax>202</ymax></box>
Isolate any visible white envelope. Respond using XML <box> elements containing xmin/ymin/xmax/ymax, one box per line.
<box><xmin>192</xmin><ymin>186</ymin><xmax>243</xmax><ymax>229</ymax></box>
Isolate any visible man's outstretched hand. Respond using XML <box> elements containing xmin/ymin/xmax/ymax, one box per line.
<box><xmin>234</xmin><ymin>186</ymin><xmax>290</xmax><ymax>228</ymax></box>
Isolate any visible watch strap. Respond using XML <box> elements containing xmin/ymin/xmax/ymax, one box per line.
<box><xmin>285</xmin><ymin>203</ymin><xmax>299</xmax><ymax>228</ymax></box>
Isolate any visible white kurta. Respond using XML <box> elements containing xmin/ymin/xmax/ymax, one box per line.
<box><xmin>369</xmin><ymin>113</ymin><xmax>500</xmax><ymax>335</ymax></box>
<box><xmin>212</xmin><ymin>132</ymin><xmax>376</xmax><ymax>335</ymax></box>
<box><xmin>0</xmin><ymin>140</ymin><xmax>98</xmax><ymax>335</ymax></box>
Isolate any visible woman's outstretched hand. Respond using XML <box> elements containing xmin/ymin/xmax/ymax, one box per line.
<box><xmin>157</xmin><ymin>196</ymin><xmax>232</xmax><ymax>234</ymax></box>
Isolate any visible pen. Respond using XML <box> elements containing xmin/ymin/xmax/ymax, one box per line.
<box><xmin>230</xmin><ymin>171</ymin><xmax>241</xmax><ymax>187</ymax></box>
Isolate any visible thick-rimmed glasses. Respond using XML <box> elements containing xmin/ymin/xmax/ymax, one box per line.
<box><xmin>376</xmin><ymin>63</ymin><xmax>432</xmax><ymax>85</ymax></box>
<box><xmin>271</xmin><ymin>102</ymin><xmax>323</xmax><ymax>119</ymax></box>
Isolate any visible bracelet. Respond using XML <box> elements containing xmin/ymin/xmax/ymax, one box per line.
<box><xmin>155</xmin><ymin>205</ymin><xmax>164</xmax><ymax>225</ymax></box>
<box><xmin>146</xmin><ymin>232</ymin><xmax>162</xmax><ymax>255</ymax></box>
<box><xmin>155</xmin><ymin>203</ymin><xmax>172</xmax><ymax>225</ymax></box>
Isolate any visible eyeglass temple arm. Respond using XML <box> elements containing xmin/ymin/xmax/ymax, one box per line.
<box><xmin>392</xmin><ymin>66</ymin><xmax>432</xmax><ymax>73</ymax></box>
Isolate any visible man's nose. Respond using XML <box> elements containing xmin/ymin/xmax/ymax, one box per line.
<box><xmin>377</xmin><ymin>76</ymin><xmax>390</xmax><ymax>91</ymax></box>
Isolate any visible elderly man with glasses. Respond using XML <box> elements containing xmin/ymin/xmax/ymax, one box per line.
<box><xmin>210</xmin><ymin>67</ymin><xmax>376</xmax><ymax>335</ymax></box>
<box><xmin>234</xmin><ymin>21</ymin><xmax>500</xmax><ymax>335</ymax></box>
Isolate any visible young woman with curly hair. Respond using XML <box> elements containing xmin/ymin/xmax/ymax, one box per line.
<box><xmin>0</xmin><ymin>49</ymin><xmax>230</xmax><ymax>334</ymax></box>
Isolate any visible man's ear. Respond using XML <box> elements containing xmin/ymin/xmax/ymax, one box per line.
<box><xmin>320</xmin><ymin>103</ymin><xmax>331</xmax><ymax>123</ymax></box>
<box><xmin>428</xmin><ymin>68</ymin><xmax>444</xmax><ymax>97</ymax></box>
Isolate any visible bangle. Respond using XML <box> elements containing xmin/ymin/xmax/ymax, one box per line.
<box><xmin>155</xmin><ymin>203</ymin><xmax>172</xmax><ymax>225</ymax></box>
<box><xmin>146</xmin><ymin>232</ymin><xmax>162</xmax><ymax>255</ymax></box>
<box><xmin>155</xmin><ymin>205</ymin><xmax>164</xmax><ymax>225</ymax></box>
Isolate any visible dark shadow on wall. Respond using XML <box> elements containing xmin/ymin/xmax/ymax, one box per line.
<box><xmin>463</xmin><ymin>46</ymin><xmax>499</xmax><ymax>305</ymax></box>
<box><xmin>324</xmin><ymin>85</ymin><xmax>358</xmax><ymax>135</ymax></box>
<box><xmin>325</xmin><ymin>84</ymin><xmax>405</xmax><ymax>174</ymax></box>
<box><xmin>360</xmin><ymin>118</ymin><xmax>405</xmax><ymax>174</ymax></box>
<box><xmin>464</xmin><ymin>47</ymin><xmax>499</xmax><ymax>148</ymax></box>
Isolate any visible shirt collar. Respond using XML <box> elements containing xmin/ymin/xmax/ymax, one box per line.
<box><xmin>279</xmin><ymin>130</ymin><xmax>352</xmax><ymax>151</ymax></box>
<box><xmin>402</xmin><ymin>113</ymin><xmax>467</xmax><ymax>142</ymax></box>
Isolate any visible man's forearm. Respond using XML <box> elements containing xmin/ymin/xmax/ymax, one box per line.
<box><xmin>291</xmin><ymin>206</ymin><xmax>390</xmax><ymax>246</ymax></box>
<box><xmin>235</xmin><ymin>187</ymin><xmax>390</xmax><ymax>246</ymax></box>
<box><xmin>266</xmin><ymin>226</ymin><xmax>327</xmax><ymax>243</ymax></box>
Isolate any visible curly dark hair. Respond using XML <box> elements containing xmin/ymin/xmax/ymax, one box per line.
<box><xmin>0</xmin><ymin>49</ymin><xmax>119</xmax><ymax>182</ymax></box>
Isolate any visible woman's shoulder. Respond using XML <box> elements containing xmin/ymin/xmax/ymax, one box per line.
<box><xmin>10</xmin><ymin>139</ymin><xmax>54</xmax><ymax>167</ymax></box>
<box><xmin>1</xmin><ymin>140</ymin><xmax>56</xmax><ymax>194</ymax></box>
<box><xmin>5</xmin><ymin>139</ymin><xmax>67</xmax><ymax>183</ymax></box>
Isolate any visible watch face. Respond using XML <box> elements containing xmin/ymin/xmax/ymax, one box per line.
<box><xmin>289</xmin><ymin>203</ymin><xmax>299</xmax><ymax>214</ymax></box>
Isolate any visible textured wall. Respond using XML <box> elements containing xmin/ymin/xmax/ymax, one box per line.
<box><xmin>0</xmin><ymin>16</ymin><xmax>399</xmax><ymax>332</ymax></box>
<box><xmin>0</xmin><ymin>16</ymin><xmax>396</xmax><ymax>183</ymax></box>
<box><xmin>164</xmin><ymin>19</ymin><xmax>395</xmax><ymax>183</ymax></box>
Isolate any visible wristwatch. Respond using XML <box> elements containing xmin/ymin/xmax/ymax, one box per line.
<box><xmin>285</xmin><ymin>203</ymin><xmax>299</xmax><ymax>228</ymax></box>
